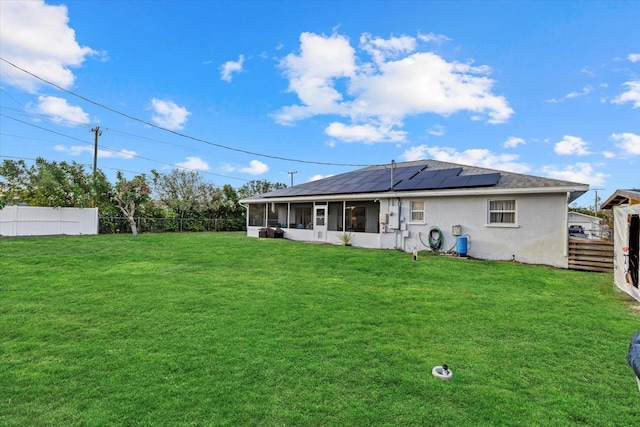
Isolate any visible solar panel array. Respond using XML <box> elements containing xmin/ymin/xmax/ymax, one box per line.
<box><xmin>261</xmin><ymin>165</ymin><xmax>500</xmax><ymax>198</ymax></box>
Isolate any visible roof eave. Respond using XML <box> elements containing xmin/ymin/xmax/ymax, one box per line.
<box><xmin>240</xmin><ymin>185</ymin><xmax>589</xmax><ymax>204</ymax></box>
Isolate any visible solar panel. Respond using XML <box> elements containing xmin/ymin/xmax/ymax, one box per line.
<box><xmin>408</xmin><ymin>177</ymin><xmax>448</xmax><ymax>190</ymax></box>
<box><xmin>258</xmin><ymin>164</ymin><xmax>501</xmax><ymax>199</ymax></box>
<box><xmin>433</xmin><ymin>167</ymin><xmax>463</xmax><ymax>177</ymax></box>
<box><xmin>438</xmin><ymin>175</ymin><xmax>471</xmax><ymax>188</ymax></box>
<box><xmin>465</xmin><ymin>173</ymin><xmax>501</xmax><ymax>187</ymax></box>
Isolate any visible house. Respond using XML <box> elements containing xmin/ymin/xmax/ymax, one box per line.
<box><xmin>601</xmin><ymin>189</ymin><xmax>640</xmax><ymax>302</ymax></box>
<box><xmin>567</xmin><ymin>211</ymin><xmax>603</xmax><ymax>239</ymax></box>
<box><xmin>240</xmin><ymin>160</ymin><xmax>589</xmax><ymax>268</ymax></box>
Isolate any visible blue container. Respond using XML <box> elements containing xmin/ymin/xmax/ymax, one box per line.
<box><xmin>456</xmin><ymin>236</ymin><xmax>468</xmax><ymax>256</ymax></box>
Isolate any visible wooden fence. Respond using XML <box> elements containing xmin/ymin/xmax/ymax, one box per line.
<box><xmin>568</xmin><ymin>238</ymin><xmax>614</xmax><ymax>273</ymax></box>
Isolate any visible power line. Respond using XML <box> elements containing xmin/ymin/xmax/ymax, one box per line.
<box><xmin>0</xmin><ymin>106</ymin><xmax>245</xmax><ymax>164</ymax></box>
<box><xmin>0</xmin><ymin>57</ymin><xmax>374</xmax><ymax>168</ymax></box>
<box><xmin>0</xmin><ymin>113</ymin><xmax>250</xmax><ymax>182</ymax></box>
<box><xmin>1</xmin><ymin>113</ymin><xmax>90</xmax><ymax>144</ymax></box>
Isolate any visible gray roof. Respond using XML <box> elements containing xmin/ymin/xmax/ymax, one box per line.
<box><xmin>243</xmin><ymin>160</ymin><xmax>589</xmax><ymax>202</ymax></box>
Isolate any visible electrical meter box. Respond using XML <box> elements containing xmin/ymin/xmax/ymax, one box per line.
<box><xmin>388</xmin><ymin>206</ymin><xmax>400</xmax><ymax>229</ymax></box>
<box><xmin>452</xmin><ymin>225</ymin><xmax>462</xmax><ymax>236</ymax></box>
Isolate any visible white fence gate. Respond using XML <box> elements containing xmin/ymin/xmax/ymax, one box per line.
<box><xmin>0</xmin><ymin>206</ymin><xmax>98</xmax><ymax>237</ymax></box>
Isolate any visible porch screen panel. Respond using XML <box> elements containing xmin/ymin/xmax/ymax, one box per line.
<box><xmin>248</xmin><ymin>203</ymin><xmax>266</xmax><ymax>227</ymax></box>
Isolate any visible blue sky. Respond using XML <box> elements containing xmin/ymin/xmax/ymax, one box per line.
<box><xmin>1</xmin><ymin>0</ymin><xmax>638</xmax><ymax>207</ymax></box>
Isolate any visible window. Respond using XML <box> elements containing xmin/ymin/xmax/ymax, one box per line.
<box><xmin>290</xmin><ymin>203</ymin><xmax>312</xmax><ymax>229</ymax></box>
<box><xmin>488</xmin><ymin>199</ymin><xmax>516</xmax><ymax>224</ymax></box>
<box><xmin>267</xmin><ymin>203</ymin><xmax>288</xmax><ymax>228</ymax></box>
<box><xmin>345</xmin><ymin>201</ymin><xmax>380</xmax><ymax>233</ymax></box>
<box><xmin>315</xmin><ymin>208</ymin><xmax>325</xmax><ymax>226</ymax></box>
<box><xmin>327</xmin><ymin>202</ymin><xmax>344</xmax><ymax>231</ymax></box>
<box><xmin>410</xmin><ymin>201</ymin><xmax>425</xmax><ymax>223</ymax></box>
<box><xmin>248</xmin><ymin>203</ymin><xmax>266</xmax><ymax>227</ymax></box>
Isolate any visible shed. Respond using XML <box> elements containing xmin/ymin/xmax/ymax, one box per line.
<box><xmin>612</xmin><ymin>204</ymin><xmax>640</xmax><ymax>302</ymax></box>
<box><xmin>602</xmin><ymin>189</ymin><xmax>640</xmax><ymax>302</ymax></box>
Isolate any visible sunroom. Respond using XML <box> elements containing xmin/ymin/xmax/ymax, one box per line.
<box><xmin>245</xmin><ymin>199</ymin><xmax>381</xmax><ymax>243</ymax></box>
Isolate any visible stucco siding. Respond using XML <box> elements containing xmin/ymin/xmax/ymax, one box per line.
<box><xmin>379</xmin><ymin>193</ymin><xmax>568</xmax><ymax>268</ymax></box>
<box><xmin>245</xmin><ymin>192</ymin><xmax>570</xmax><ymax>268</ymax></box>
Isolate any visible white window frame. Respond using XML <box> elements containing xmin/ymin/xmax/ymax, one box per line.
<box><xmin>409</xmin><ymin>200</ymin><xmax>425</xmax><ymax>224</ymax></box>
<box><xmin>487</xmin><ymin>199</ymin><xmax>518</xmax><ymax>227</ymax></box>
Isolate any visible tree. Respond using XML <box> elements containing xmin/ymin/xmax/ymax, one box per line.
<box><xmin>0</xmin><ymin>158</ymin><xmax>112</xmax><ymax>210</ymax></box>
<box><xmin>215</xmin><ymin>184</ymin><xmax>245</xmax><ymax>230</ymax></box>
<box><xmin>151</xmin><ymin>169</ymin><xmax>221</xmax><ymax>221</ymax></box>
<box><xmin>113</xmin><ymin>171</ymin><xmax>151</xmax><ymax>237</ymax></box>
<box><xmin>0</xmin><ymin>159</ymin><xmax>29</xmax><ymax>208</ymax></box>
<box><xmin>238</xmin><ymin>180</ymin><xmax>286</xmax><ymax>199</ymax></box>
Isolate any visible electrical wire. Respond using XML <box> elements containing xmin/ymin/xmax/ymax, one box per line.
<box><xmin>1</xmin><ymin>57</ymin><xmax>376</xmax><ymax>168</ymax></box>
<box><xmin>0</xmin><ymin>113</ymin><xmax>250</xmax><ymax>182</ymax></box>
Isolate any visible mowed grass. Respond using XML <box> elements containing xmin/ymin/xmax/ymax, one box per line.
<box><xmin>1</xmin><ymin>232</ymin><xmax>638</xmax><ymax>426</ymax></box>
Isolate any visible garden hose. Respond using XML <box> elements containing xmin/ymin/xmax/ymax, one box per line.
<box><xmin>428</xmin><ymin>227</ymin><xmax>443</xmax><ymax>251</ymax></box>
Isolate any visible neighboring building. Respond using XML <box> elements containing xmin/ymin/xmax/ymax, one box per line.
<box><xmin>240</xmin><ymin>160</ymin><xmax>589</xmax><ymax>268</ymax></box>
<box><xmin>602</xmin><ymin>189</ymin><xmax>640</xmax><ymax>302</ymax></box>
<box><xmin>601</xmin><ymin>189</ymin><xmax>640</xmax><ymax>210</ymax></box>
<box><xmin>567</xmin><ymin>211</ymin><xmax>603</xmax><ymax>239</ymax></box>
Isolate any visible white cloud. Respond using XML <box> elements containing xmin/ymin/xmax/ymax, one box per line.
<box><xmin>360</xmin><ymin>33</ymin><xmax>417</xmax><ymax>65</ymax></box>
<box><xmin>554</xmin><ymin>135</ymin><xmax>591</xmax><ymax>156</ymax></box>
<box><xmin>149</xmin><ymin>98</ymin><xmax>191</xmax><ymax>130</ymax></box>
<box><xmin>276</xmin><ymin>32</ymin><xmax>356</xmax><ymax>123</ymax></box>
<box><xmin>308</xmin><ymin>174</ymin><xmax>332</xmax><ymax>182</ymax></box>
<box><xmin>547</xmin><ymin>86</ymin><xmax>593</xmax><ymax>103</ymax></box>
<box><xmin>628</xmin><ymin>53</ymin><xmax>640</xmax><ymax>63</ymax></box>
<box><xmin>274</xmin><ymin>32</ymin><xmax>513</xmax><ymax>143</ymax></box>
<box><xmin>581</xmin><ymin>67</ymin><xmax>595</xmax><ymax>76</ymax></box>
<box><xmin>54</xmin><ymin>144</ymin><xmax>136</xmax><ymax>159</ymax></box>
<box><xmin>240</xmin><ymin>160</ymin><xmax>269</xmax><ymax>175</ymax></box>
<box><xmin>32</xmin><ymin>96</ymin><xmax>89</xmax><ymax>126</ymax></box>
<box><xmin>418</xmin><ymin>32</ymin><xmax>451</xmax><ymax>44</ymax></box>
<box><xmin>220</xmin><ymin>54</ymin><xmax>245</xmax><ymax>82</ymax></box>
<box><xmin>612</xmin><ymin>81</ymin><xmax>640</xmax><ymax>108</ymax></box>
<box><xmin>566</xmin><ymin>85</ymin><xmax>593</xmax><ymax>99</ymax></box>
<box><xmin>325</xmin><ymin>121</ymin><xmax>406</xmax><ymax>144</ymax></box>
<box><xmin>174</xmin><ymin>156</ymin><xmax>210</xmax><ymax>171</ymax></box>
<box><xmin>400</xmin><ymin>145</ymin><xmax>530</xmax><ymax>174</ymax></box>
<box><xmin>0</xmin><ymin>1</ymin><xmax>103</xmax><ymax>93</ymax></box>
<box><xmin>542</xmin><ymin>163</ymin><xmax>607</xmax><ymax>186</ymax></box>
<box><xmin>428</xmin><ymin>125</ymin><xmax>445</xmax><ymax>136</ymax></box>
<box><xmin>504</xmin><ymin>136</ymin><xmax>525</xmax><ymax>148</ymax></box>
<box><xmin>603</xmin><ymin>151</ymin><xmax>616</xmax><ymax>159</ymax></box>
<box><xmin>610</xmin><ymin>132</ymin><xmax>640</xmax><ymax>155</ymax></box>
<box><xmin>325</xmin><ymin>140</ymin><xmax>336</xmax><ymax>147</ymax></box>
<box><xmin>223</xmin><ymin>160</ymin><xmax>269</xmax><ymax>176</ymax></box>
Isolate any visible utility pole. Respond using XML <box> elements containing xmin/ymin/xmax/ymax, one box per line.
<box><xmin>589</xmin><ymin>188</ymin><xmax>604</xmax><ymax>214</ymax></box>
<box><xmin>288</xmin><ymin>171</ymin><xmax>298</xmax><ymax>187</ymax></box>
<box><xmin>90</xmin><ymin>126</ymin><xmax>102</xmax><ymax>178</ymax></box>
<box><xmin>90</xmin><ymin>126</ymin><xmax>102</xmax><ymax>208</ymax></box>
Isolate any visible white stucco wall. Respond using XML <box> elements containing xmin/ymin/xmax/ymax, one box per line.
<box><xmin>245</xmin><ymin>192</ymin><xmax>570</xmax><ymax>268</ymax></box>
<box><xmin>379</xmin><ymin>193</ymin><xmax>569</xmax><ymax>268</ymax></box>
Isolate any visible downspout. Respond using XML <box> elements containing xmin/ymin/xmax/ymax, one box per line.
<box><xmin>564</xmin><ymin>192</ymin><xmax>569</xmax><ymax>259</ymax></box>
<box><xmin>397</xmin><ymin>197</ymin><xmax>402</xmax><ymax>251</ymax></box>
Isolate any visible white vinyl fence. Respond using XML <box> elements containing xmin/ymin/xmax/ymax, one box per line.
<box><xmin>0</xmin><ymin>206</ymin><xmax>98</xmax><ymax>237</ymax></box>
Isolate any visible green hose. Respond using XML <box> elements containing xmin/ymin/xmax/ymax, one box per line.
<box><xmin>428</xmin><ymin>227</ymin><xmax>443</xmax><ymax>251</ymax></box>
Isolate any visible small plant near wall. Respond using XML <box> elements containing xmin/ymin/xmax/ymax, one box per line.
<box><xmin>336</xmin><ymin>231</ymin><xmax>354</xmax><ymax>246</ymax></box>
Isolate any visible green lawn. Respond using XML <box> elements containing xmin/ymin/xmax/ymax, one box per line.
<box><xmin>1</xmin><ymin>232</ymin><xmax>638</xmax><ymax>426</ymax></box>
